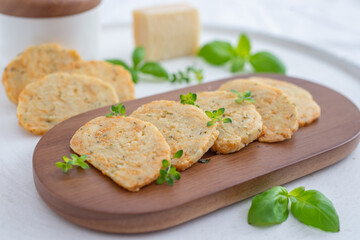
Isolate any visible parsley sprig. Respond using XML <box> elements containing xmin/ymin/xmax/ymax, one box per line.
<box><xmin>107</xmin><ymin>47</ymin><xmax>203</xmax><ymax>84</ymax></box>
<box><xmin>106</xmin><ymin>103</ymin><xmax>126</xmax><ymax>117</ymax></box>
<box><xmin>156</xmin><ymin>150</ymin><xmax>183</xmax><ymax>186</ymax></box>
<box><xmin>180</xmin><ymin>92</ymin><xmax>199</xmax><ymax>107</ymax></box>
<box><xmin>231</xmin><ymin>89</ymin><xmax>255</xmax><ymax>103</ymax></box>
<box><xmin>56</xmin><ymin>154</ymin><xmax>89</xmax><ymax>173</ymax></box>
<box><xmin>205</xmin><ymin>108</ymin><xmax>232</xmax><ymax>126</ymax></box>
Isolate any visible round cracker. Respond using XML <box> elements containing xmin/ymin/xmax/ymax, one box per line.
<box><xmin>130</xmin><ymin>100</ymin><xmax>219</xmax><ymax>171</ymax></box>
<box><xmin>196</xmin><ymin>91</ymin><xmax>262</xmax><ymax>154</ymax></box>
<box><xmin>250</xmin><ymin>77</ymin><xmax>321</xmax><ymax>127</ymax></box>
<box><xmin>219</xmin><ymin>79</ymin><xmax>298</xmax><ymax>142</ymax></box>
<box><xmin>2</xmin><ymin>43</ymin><xmax>81</xmax><ymax>104</ymax></box>
<box><xmin>17</xmin><ymin>72</ymin><xmax>118</xmax><ymax>135</ymax></box>
<box><xmin>70</xmin><ymin>116</ymin><xmax>171</xmax><ymax>192</ymax></box>
<box><xmin>61</xmin><ymin>61</ymin><xmax>135</xmax><ymax>101</ymax></box>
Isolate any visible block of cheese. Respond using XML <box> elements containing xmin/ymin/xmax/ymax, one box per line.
<box><xmin>133</xmin><ymin>3</ymin><xmax>200</xmax><ymax>61</ymax></box>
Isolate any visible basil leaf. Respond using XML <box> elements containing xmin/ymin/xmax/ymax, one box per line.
<box><xmin>289</xmin><ymin>189</ymin><xmax>339</xmax><ymax>232</ymax></box>
<box><xmin>230</xmin><ymin>56</ymin><xmax>245</xmax><ymax>73</ymax></box>
<box><xmin>248</xmin><ymin>186</ymin><xmax>289</xmax><ymax>226</ymax></box>
<box><xmin>129</xmin><ymin>69</ymin><xmax>139</xmax><ymax>84</ymax></box>
<box><xmin>140</xmin><ymin>62</ymin><xmax>169</xmax><ymax>79</ymax></box>
<box><xmin>132</xmin><ymin>46</ymin><xmax>145</xmax><ymax>68</ymax></box>
<box><xmin>106</xmin><ymin>59</ymin><xmax>130</xmax><ymax>70</ymax></box>
<box><xmin>249</xmin><ymin>51</ymin><xmax>286</xmax><ymax>74</ymax></box>
<box><xmin>236</xmin><ymin>34</ymin><xmax>251</xmax><ymax>57</ymax></box>
<box><xmin>198</xmin><ymin>41</ymin><xmax>236</xmax><ymax>65</ymax></box>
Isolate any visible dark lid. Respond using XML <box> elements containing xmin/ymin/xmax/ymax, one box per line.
<box><xmin>0</xmin><ymin>0</ymin><xmax>102</xmax><ymax>18</ymax></box>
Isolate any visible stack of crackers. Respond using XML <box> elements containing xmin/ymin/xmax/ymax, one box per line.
<box><xmin>1</xmin><ymin>43</ymin><xmax>135</xmax><ymax>135</ymax></box>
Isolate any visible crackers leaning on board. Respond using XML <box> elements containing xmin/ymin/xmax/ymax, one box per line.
<box><xmin>70</xmin><ymin>77</ymin><xmax>320</xmax><ymax>192</ymax></box>
<box><xmin>2</xmin><ymin>43</ymin><xmax>135</xmax><ymax>134</ymax></box>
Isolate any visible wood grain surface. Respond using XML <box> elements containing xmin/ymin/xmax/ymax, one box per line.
<box><xmin>0</xmin><ymin>0</ymin><xmax>101</xmax><ymax>18</ymax></box>
<box><xmin>33</xmin><ymin>74</ymin><xmax>360</xmax><ymax>233</ymax></box>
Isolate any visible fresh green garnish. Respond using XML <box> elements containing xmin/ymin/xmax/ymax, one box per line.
<box><xmin>107</xmin><ymin>47</ymin><xmax>203</xmax><ymax>84</ymax></box>
<box><xmin>106</xmin><ymin>103</ymin><xmax>126</xmax><ymax>117</ymax></box>
<box><xmin>170</xmin><ymin>66</ymin><xmax>203</xmax><ymax>84</ymax></box>
<box><xmin>249</xmin><ymin>51</ymin><xmax>286</xmax><ymax>74</ymax></box>
<box><xmin>180</xmin><ymin>92</ymin><xmax>199</xmax><ymax>107</ymax></box>
<box><xmin>248</xmin><ymin>186</ymin><xmax>289</xmax><ymax>226</ymax></box>
<box><xmin>55</xmin><ymin>154</ymin><xmax>89</xmax><ymax>173</ymax></box>
<box><xmin>198</xmin><ymin>33</ymin><xmax>286</xmax><ymax>74</ymax></box>
<box><xmin>139</xmin><ymin>62</ymin><xmax>169</xmax><ymax>79</ymax></box>
<box><xmin>248</xmin><ymin>186</ymin><xmax>340</xmax><ymax>232</ymax></box>
<box><xmin>156</xmin><ymin>150</ymin><xmax>183</xmax><ymax>186</ymax></box>
<box><xmin>205</xmin><ymin>108</ymin><xmax>232</xmax><ymax>126</ymax></box>
<box><xmin>231</xmin><ymin>89</ymin><xmax>255</xmax><ymax>103</ymax></box>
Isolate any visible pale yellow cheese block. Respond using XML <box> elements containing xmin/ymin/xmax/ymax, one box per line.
<box><xmin>133</xmin><ymin>3</ymin><xmax>200</xmax><ymax>61</ymax></box>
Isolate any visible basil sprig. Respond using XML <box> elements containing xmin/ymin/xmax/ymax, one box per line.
<box><xmin>107</xmin><ymin>47</ymin><xmax>203</xmax><ymax>84</ymax></box>
<box><xmin>198</xmin><ymin>33</ymin><xmax>286</xmax><ymax>74</ymax></box>
<box><xmin>248</xmin><ymin>186</ymin><xmax>340</xmax><ymax>232</ymax></box>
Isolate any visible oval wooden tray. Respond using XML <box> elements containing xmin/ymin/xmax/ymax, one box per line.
<box><xmin>33</xmin><ymin>74</ymin><xmax>360</xmax><ymax>233</ymax></box>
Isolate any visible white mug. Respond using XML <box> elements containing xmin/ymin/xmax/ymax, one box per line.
<box><xmin>0</xmin><ymin>5</ymin><xmax>100</xmax><ymax>68</ymax></box>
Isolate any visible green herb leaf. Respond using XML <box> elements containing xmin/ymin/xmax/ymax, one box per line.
<box><xmin>180</xmin><ymin>92</ymin><xmax>198</xmax><ymax>107</ymax></box>
<box><xmin>217</xmin><ymin>108</ymin><xmax>225</xmax><ymax>116</ymax></box>
<box><xmin>231</xmin><ymin>89</ymin><xmax>255</xmax><ymax>103</ymax></box>
<box><xmin>223</xmin><ymin>118</ymin><xmax>232</xmax><ymax>123</ymax></box>
<box><xmin>56</xmin><ymin>154</ymin><xmax>88</xmax><ymax>173</ymax></box>
<box><xmin>71</xmin><ymin>154</ymin><xmax>89</xmax><ymax>169</ymax></box>
<box><xmin>160</xmin><ymin>169</ymin><xmax>167</xmax><ymax>177</ymax></box>
<box><xmin>207</xmin><ymin>120</ymin><xmax>215</xmax><ymax>126</ymax></box>
<box><xmin>205</xmin><ymin>111</ymin><xmax>214</xmax><ymax>118</ymax></box>
<box><xmin>236</xmin><ymin>34</ymin><xmax>251</xmax><ymax>57</ymax></box>
<box><xmin>289</xmin><ymin>188</ymin><xmax>340</xmax><ymax>232</ymax></box>
<box><xmin>198</xmin><ymin>41</ymin><xmax>236</xmax><ymax>65</ymax></box>
<box><xmin>206</xmin><ymin>108</ymin><xmax>232</xmax><ymax>127</ymax></box>
<box><xmin>105</xmin><ymin>112</ymin><xmax>115</xmax><ymax>117</ymax></box>
<box><xmin>106</xmin><ymin>59</ymin><xmax>130</xmax><ymax>70</ymax></box>
<box><xmin>248</xmin><ymin>186</ymin><xmax>289</xmax><ymax>226</ymax></box>
<box><xmin>173</xmin><ymin>150</ymin><xmax>183</xmax><ymax>159</ymax></box>
<box><xmin>106</xmin><ymin>103</ymin><xmax>126</xmax><ymax>117</ymax></box>
<box><xmin>170</xmin><ymin>66</ymin><xmax>203</xmax><ymax>84</ymax></box>
<box><xmin>162</xmin><ymin>159</ymin><xmax>170</xmax><ymax>168</ymax></box>
<box><xmin>156</xmin><ymin>176</ymin><xmax>165</xmax><ymax>184</ymax></box>
<box><xmin>132</xmin><ymin>46</ymin><xmax>145</xmax><ymax>68</ymax></box>
<box><xmin>129</xmin><ymin>68</ymin><xmax>139</xmax><ymax>84</ymax></box>
<box><xmin>230</xmin><ymin>56</ymin><xmax>245</xmax><ymax>73</ymax></box>
<box><xmin>166</xmin><ymin>176</ymin><xmax>174</xmax><ymax>186</ymax></box>
<box><xmin>156</xmin><ymin>150</ymin><xmax>182</xmax><ymax>186</ymax></box>
<box><xmin>140</xmin><ymin>62</ymin><xmax>169</xmax><ymax>79</ymax></box>
<box><xmin>249</xmin><ymin>51</ymin><xmax>286</xmax><ymax>74</ymax></box>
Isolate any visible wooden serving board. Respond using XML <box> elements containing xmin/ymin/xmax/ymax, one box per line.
<box><xmin>33</xmin><ymin>74</ymin><xmax>360</xmax><ymax>233</ymax></box>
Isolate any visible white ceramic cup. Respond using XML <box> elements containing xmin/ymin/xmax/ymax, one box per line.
<box><xmin>0</xmin><ymin>5</ymin><xmax>100</xmax><ymax>68</ymax></box>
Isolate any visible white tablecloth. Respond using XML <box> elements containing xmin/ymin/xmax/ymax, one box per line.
<box><xmin>1</xmin><ymin>1</ymin><xmax>360</xmax><ymax>239</ymax></box>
